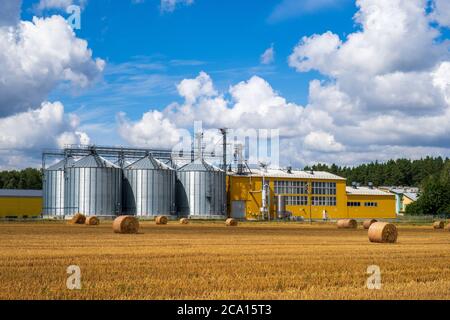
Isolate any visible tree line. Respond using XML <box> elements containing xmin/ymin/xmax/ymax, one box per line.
<box><xmin>304</xmin><ymin>156</ymin><xmax>449</xmax><ymax>187</ymax></box>
<box><xmin>0</xmin><ymin>168</ymin><xmax>42</xmax><ymax>190</ymax></box>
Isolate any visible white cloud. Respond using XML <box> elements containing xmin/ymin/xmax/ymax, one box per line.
<box><xmin>35</xmin><ymin>0</ymin><xmax>87</xmax><ymax>12</ymax></box>
<box><xmin>260</xmin><ymin>44</ymin><xmax>275</xmax><ymax>65</ymax></box>
<box><xmin>0</xmin><ymin>0</ymin><xmax>22</xmax><ymax>27</ymax></box>
<box><xmin>160</xmin><ymin>0</ymin><xmax>194</xmax><ymax>13</ymax></box>
<box><xmin>117</xmin><ymin>111</ymin><xmax>182</xmax><ymax>149</ymax></box>
<box><xmin>0</xmin><ymin>15</ymin><xmax>105</xmax><ymax>117</ymax></box>
<box><xmin>432</xmin><ymin>0</ymin><xmax>450</xmax><ymax>27</ymax></box>
<box><xmin>268</xmin><ymin>0</ymin><xmax>346</xmax><ymax>23</ymax></box>
<box><xmin>0</xmin><ymin>101</ymin><xmax>89</xmax><ymax>152</ymax></box>
<box><xmin>121</xmin><ymin>0</ymin><xmax>450</xmax><ymax>168</ymax></box>
<box><xmin>304</xmin><ymin>131</ymin><xmax>345</xmax><ymax>152</ymax></box>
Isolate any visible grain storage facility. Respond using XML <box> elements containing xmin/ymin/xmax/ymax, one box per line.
<box><xmin>0</xmin><ymin>190</ymin><xmax>42</xmax><ymax>219</ymax></box>
<box><xmin>122</xmin><ymin>154</ymin><xmax>176</xmax><ymax>217</ymax></box>
<box><xmin>42</xmin><ymin>157</ymin><xmax>74</xmax><ymax>217</ymax></box>
<box><xmin>176</xmin><ymin>159</ymin><xmax>226</xmax><ymax>218</ymax></box>
<box><xmin>65</xmin><ymin>153</ymin><xmax>122</xmax><ymax>217</ymax></box>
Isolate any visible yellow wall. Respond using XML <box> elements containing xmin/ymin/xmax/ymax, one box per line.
<box><xmin>228</xmin><ymin>175</ymin><xmax>397</xmax><ymax>220</ymax></box>
<box><xmin>0</xmin><ymin>197</ymin><xmax>42</xmax><ymax>218</ymax></box>
<box><xmin>346</xmin><ymin>194</ymin><xmax>396</xmax><ymax>219</ymax></box>
<box><xmin>401</xmin><ymin>196</ymin><xmax>414</xmax><ymax>212</ymax></box>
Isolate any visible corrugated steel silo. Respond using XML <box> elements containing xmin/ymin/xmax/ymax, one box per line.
<box><xmin>65</xmin><ymin>154</ymin><xmax>122</xmax><ymax>217</ymax></box>
<box><xmin>43</xmin><ymin>158</ymin><xmax>74</xmax><ymax>217</ymax></box>
<box><xmin>122</xmin><ymin>155</ymin><xmax>176</xmax><ymax>217</ymax></box>
<box><xmin>176</xmin><ymin>159</ymin><xmax>226</xmax><ymax>218</ymax></box>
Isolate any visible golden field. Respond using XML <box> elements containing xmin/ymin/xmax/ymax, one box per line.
<box><xmin>0</xmin><ymin>221</ymin><xmax>449</xmax><ymax>300</ymax></box>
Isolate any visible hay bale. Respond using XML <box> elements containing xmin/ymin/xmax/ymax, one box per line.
<box><xmin>433</xmin><ymin>221</ymin><xmax>444</xmax><ymax>229</ymax></box>
<box><xmin>337</xmin><ymin>219</ymin><xmax>357</xmax><ymax>229</ymax></box>
<box><xmin>363</xmin><ymin>219</ymin><xmax>378</xmax><ymax>230</ymax></box>
<box><xmin>85</xmin><ymin>216</ymin><xmax>100</xmax><ymax>226</ymax></box>
<box><xmin>368</xmin><ymin>222</ymin><xmax>398</xmax><ymax>243</ymax></box>
<box><xmin>70</xmin><ymin>213</ymin><xmax>86</xmax><ymax>225</ymax></box>
<box><xmin>180</xmin><ymin>218</ymin><xmax>189</xmax><ymax>225</ymax></box>
<box><xmin>156</xmin><ymin>215</ymin><xmax>168</xmax><ymax>225</ymax></box>
<box><xmin>113</xmin><ymin>216</ymin><xmax>139</xmax><ymax>234</ymax></box>
<box><xmin>226</xmin><ymin>218</ymin><xmax>238</xmax><ymax>227</ymax></box>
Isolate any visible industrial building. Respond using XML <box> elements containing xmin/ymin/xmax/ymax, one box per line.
<box><xmin>0</xmin><ymin>190</ymin><xmax>42</xmax><ymax>219</ymax></box>
<box><xmin>227</xmin><ymin>168</ymin><xmax>396</xmax><ymax>220</ymax></box>
<box><xmin>38</xmin><ymin>138</ymin><xmax>396</xmax><ymax>221</ymax></box>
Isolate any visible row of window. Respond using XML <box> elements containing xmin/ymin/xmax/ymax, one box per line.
<box><xmin>347</xmin><ymin>202</ymin><xmax>379</xmax><ymax>207</ymax></box>
<box><xmin>274</xmin><ymin>181</ymin><xmax>337</xmax><ymax>195</ymax></box>
<box><xmin>274</xmin><ymin>181</ymin><xmax>308</xmax><ymax>195</ymax></box>
<box><xmin>312</xmin><ymin>196</ymin><xmax>337</xmax><ymax>206</ymax></box>
<box><xmin>312</xmin><ymin>182</ymin><xmax>337</xmax><ymax>195</ymax></box>
<box><xmin>285</xmin><ymin>196</ymin><xmax>308</xmax><ymax>206</ymax></box>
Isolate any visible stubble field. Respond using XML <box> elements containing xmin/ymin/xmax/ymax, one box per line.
<box><xmin>0</xmin><ymin>221</ymin><xmax>449</xmax><ymax>300</ymax></box>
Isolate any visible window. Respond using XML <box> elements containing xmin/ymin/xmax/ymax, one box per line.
<box><xmin>312</xmin><ymin>196</ymin><xmax>337</xmax><ymax>206</ymax></box>
<box><xmin>364</xmin><ymin>202</ymin><xmax>378</xmax><ymax>207</ymax></box>
<box><xmin>274</xmin><ymin>180</ymin><xmax>308</xmax><ymax>195</ymax></box>
<box><xmin>312</xmin><ymin>182</ymin><xmax>337</xmax><ymax>195</ymax></box>
<box><xmin>347</xmin><ymin>202</ymin><xmax>361</xmax><ymax>207</ymax></box>
<box><xmin>285</xmin><ymin>196</ymin><xmax>308</xmax><ymax>206</ymax></box>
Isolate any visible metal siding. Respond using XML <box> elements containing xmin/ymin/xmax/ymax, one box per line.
<box><xmin>122</xmin><ymin>166</ymin><xmax>176</xmax><ymax>217</ymax></box>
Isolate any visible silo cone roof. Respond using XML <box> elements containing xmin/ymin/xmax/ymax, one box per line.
<box><xmin>72</xmin><ymin>154</ymin><xmax>119</xmax><ymax>168</ymax></box>
<box><xmin>126</xmin><ymin>155</ymin><xmax>173</xmax><ymax>170</ymax></box>
<box><xmin>178</xmin><ymin>158</ymin><xmax>223</xmax><ymax>172</ymax></box>
<box><xmin>47</xmin><ymin>157</ymin><xmax>75</xmax><ymax>170</ymax></box>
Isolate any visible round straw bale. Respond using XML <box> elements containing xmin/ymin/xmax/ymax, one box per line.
<box><xmin>226</xmin><ymin>218</ymin><xmax>238</xmax><ymax>227</ymax></box>
<box><xmin>180</xmin><ymin>218</ymin><xmax>189</xmax><ymax>225</ymax></box>
<box><xmin>70</xmin><ymin>213</ymin><xmax>86</xmax><ymax>225</ymax></box>
<box><xmin>337</xmin><ymin>219</ymin><xmax>357</xmax><ymax>229</ymax></box>
<box><xmin>433</xmin><ymin>221</ymin><xmax>444</xmax><ymax>229</ymax></box>
<box><xmin>85</xmin><ymin>216</ymin><xmax>100</xmax><ymax>226</ymax></box>
<box><xmin>113</xmin><ymin>216</ymin><xmax>139</xmax><ymax>234</ymax></box>
<box><xmin>156</xmin><ymin>215</ymin><xmax>168</xmax><ymax>225</ymax></box>
<box><xmin>363</xmin><ymin>219</ymin><xmax>378</xmax><ymax>230</ymax></box>
<box><xmin>368</xmin><ymin>222</ymin><xmax>398</xmax><ymax>243</ymax></box>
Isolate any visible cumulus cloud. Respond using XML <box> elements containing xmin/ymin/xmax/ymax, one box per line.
<box><xmin>0</xmin><ymin>0</ymin><xmax>22</xmax><ymax>27</ymax></box>
<box><xmin>0</xmin><ymin>101</ymin><xmax>89</xmax><ymax>156</ymax></box>
<box><xmin>160</xmin><ymin>0</ymin><xmax>194</xmax><ymax>13</ymax></box>
<box><xmin>260</xmin><ymin>44</ymin><xmax>275</xmax><ymax>65</ymax></box>
<box><xmin>0</xmin><ymin>15</ymin><xmax>105</xmax><ymax>117</ymax></box>
<box><xmin>432</xmin><ymin>0</ymin><xmax>450</xmax><ymax>27</ymax></box>
<box><xmin>121</xmin><ymin>0</ymin><xmax>450</xmax><ymax>168</ymax></box>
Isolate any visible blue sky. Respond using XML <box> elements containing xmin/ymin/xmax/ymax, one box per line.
<box><xmin>31</xmin><ymin>0</ymin><xmax>356</xmax><ymax>122</ymax></box>
<box><xmin>1</xmin><ymin>0</ymin><xmax>450</xmax><ymax>169</ymax></box>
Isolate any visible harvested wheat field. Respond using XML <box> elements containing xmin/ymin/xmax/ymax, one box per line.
<box><xmin>0</xmin><ymin>221</ymin><xmax>449</xmax><ymax>300</ymax></box>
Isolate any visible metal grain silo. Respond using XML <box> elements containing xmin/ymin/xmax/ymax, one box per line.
<box><xmin>65</xmin><ymin>154</ymin><xmax>122</xmax><ymax>217</ymax></box>
<box><xmin>176</xmin><ymin>159</ymin><xmax>226</xmax><ymax>218</ymax></box>
<box><xmin>122</xmin><ymin>155</ymin><xmax>176</xmax><ymax>217</ymax></box>
<box><xmin>42</xmin><ymin>157</ymin><xmax>74</xmax><ymax>217</ymax></box>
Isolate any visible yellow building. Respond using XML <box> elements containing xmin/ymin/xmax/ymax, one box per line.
<box><xmin>0</xmin><ymin>190</ymin><xmax>43</xmax><ymax>219</ymax></box>
<box><xmin>227</xmin><ymin>169</ymin><xmax>396</xmax><ymax>220</ymax></box>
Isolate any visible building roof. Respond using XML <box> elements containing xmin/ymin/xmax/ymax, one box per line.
<box><xmin>71</xmin><ymin>154</ymin><xmax>119</xmax><ymax>168</ymax></box>
<box><xmin>346</xmin><ymin>186</ymin><xmax>392</xmax><ymax>196</ymax></box>
<box><xmin>229</xmin><ymin>168</ymin><xmax>346</xmax><ymax>181</ymax></box>
<box><xmin>47</xmin><ymin>157</ymin><xmax>75</xmax><ymax>170</ymax></box>
<box><xmin>403</xmin><ymin>192</ymin><xmax>418</xmax><ymax>201</ymax></box>
<box><xmin>126</xmin><ymin>155</ymin><xmax>173</xmax><ymax>170</ymax></box>
<box><xmin>0</xmin><ymin>189</ymin><xmax>42</xmax><ymax>198</ymax></box>
<box><xmin>178</xmin><ymin>158</ymin><xmax>223</xmax><ymax>172</ymax></box>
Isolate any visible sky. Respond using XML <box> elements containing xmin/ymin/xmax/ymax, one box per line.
<box><xmin>0</xmin><ymin>0</ymin><xmax>450</xmax><ymax>169</ymax></box>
